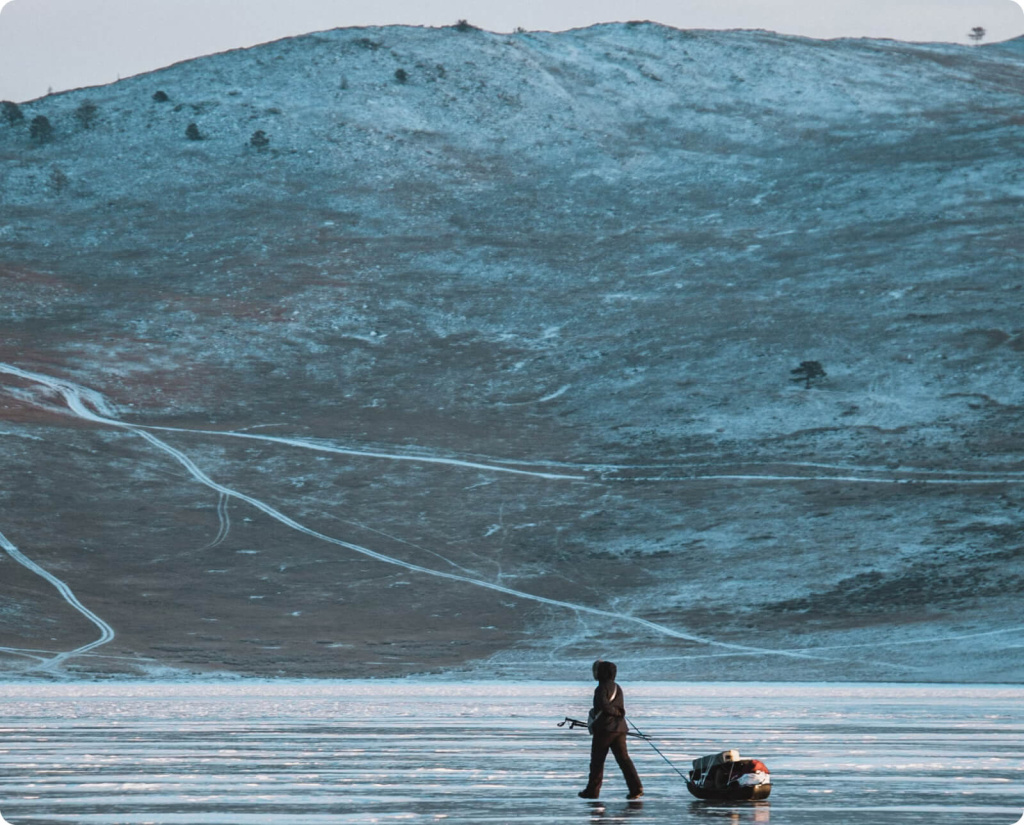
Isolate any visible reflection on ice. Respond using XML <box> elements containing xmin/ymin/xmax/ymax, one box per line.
<box><xmin>0</xmin><ymin>681</ymin><xmax>1021</xmax><ymax>824</ymax></box>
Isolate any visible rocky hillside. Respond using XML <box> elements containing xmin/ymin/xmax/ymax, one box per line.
<box><xmin>1</xmin><ymin>23</ymin><xmax>1022</xmax><ymax>681</ymax></box>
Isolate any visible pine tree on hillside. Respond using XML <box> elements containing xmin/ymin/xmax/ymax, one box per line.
<box><xmin>791</xmin><ymin>361</ymin><xmax>827</xmax><ymax>389</ymax></box>
<box><xmin>2</xmin><ymin>101</ymin><xmax>24</xmax><ymax>125</ymax></box>
<box><xmin>30</xmin><ymin>115</ymin><xmax>53</xmax><ymax>143</ymax></box>
<box><xmin>74</xmin><ymin>101</ymin><xmax>99</xmax><ymax>130</ymax></box>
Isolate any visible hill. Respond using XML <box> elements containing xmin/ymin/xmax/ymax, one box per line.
<box><xmin>1</xmin><ymin>23</ymin><xmax>1022</xmax><ymax>681</ymax></box>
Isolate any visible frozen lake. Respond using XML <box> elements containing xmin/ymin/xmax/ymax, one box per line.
<box><xmin>0</xmin><ymin>681</ymin><xmax>1021</xmax><ymax>824</ymax></box>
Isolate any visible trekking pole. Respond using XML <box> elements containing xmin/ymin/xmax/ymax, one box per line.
<box><xmin>558</xmin><ymin>717</ymin><xmax>651</xmax><ymax>740</ymax></box>
<box><xmin>627</xmin><ymin>719</ymin><xmax>690</xmax><ymax>781</ymax></box>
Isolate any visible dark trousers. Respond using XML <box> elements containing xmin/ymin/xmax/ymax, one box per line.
<box><xmin>583</xmin><ymin>731</ymin><xmax>642</xmax><ymax>796</ymax></box>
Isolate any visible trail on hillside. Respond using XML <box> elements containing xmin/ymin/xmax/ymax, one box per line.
<box><xmin>135</xmin><ymin>421</ymin><xmax>1024</xmax><ymax>488</ymax></box>
<box><xmin>199</xmin><ymin>491</ymin><xmax>232</xmax><ymax>551</ymax></box>
<box><xmin>0</xmin><ymin>362</ymin><xmax>846</xmax><ymax>665</ymax></box>
<box><xmin>793</xmin><ymin>624</ymin><xmax>1024</xmax><ymax>653</ymax></box>
<box><xmin>3</xmin><ymin>361</ymin><xmax>1019</xmax><ymax>673</ymax></box>
<box><xmin>605</xmin><ymin>471</ymin><xmax>1024</xmax><ymax>486</ymax></box>
<box><xmin>141</xmin><ymin>423</ymin><xmax>588</xmax><ymax>481</ymax></box>
<box><xmin>0</xmin><ymin>645</ymin><xmax>50</xmax><ymax>665</ymax></box>
<box><xmin>0</xmin><ymin>529</ymin><xmax>115</xmax><ymax>673</ymax></box>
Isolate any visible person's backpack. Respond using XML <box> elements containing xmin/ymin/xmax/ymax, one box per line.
<box><xmin>587</xmin><ymin>686</ymin><xmax>617</xmax><ymax>734</ymax></box>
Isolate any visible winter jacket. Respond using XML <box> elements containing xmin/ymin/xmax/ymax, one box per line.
<box><xmin>591</xmin><ymin>660</ymin><xmax>628</xmax><ymax>735</ymax></box>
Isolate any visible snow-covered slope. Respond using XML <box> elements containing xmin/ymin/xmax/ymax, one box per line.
<box><xmin>0</xmin><ymin>24</ymin><xmax>1022</xmax><ymax>681</ymax></box>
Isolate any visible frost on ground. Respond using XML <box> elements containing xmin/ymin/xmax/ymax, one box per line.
<box><xmin>0</xmin><ymin>24</ymin><xmax>1022</xmax><ymax>681</ymax></box>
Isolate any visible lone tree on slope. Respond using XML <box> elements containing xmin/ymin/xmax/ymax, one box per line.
<box><xmin>29</xmin><ymin>115</ymin><xmax>53</xmax><ymax>143</ymax></box>
<box><xmin>48</xmin><ymin>166</ymin><xmax>70</xmax><ymax>195</ymax></box>
<box><xmin>968</xmin><ymin>26</ymin><xmax>986</xmax><ymax>44</ymax></box>
<box><xmin>74</xmin><ymin>100</ymin><xmax>99</xmax><ymax>130</ymax></box>
<box><xmin>2</xmin><ymin>100</ymin><xmax>24</xmax><ymax>125</ymax></box>
<box><xmin>791</xmin><ymin>360</ymin><xmax>827</xmax><ymax>389</ymax></box>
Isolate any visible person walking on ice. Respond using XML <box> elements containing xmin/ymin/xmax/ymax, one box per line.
<box><xmin>578</xmin><ymin>660</ymin><xmax>644</xmax><ymax>800</ymax></box>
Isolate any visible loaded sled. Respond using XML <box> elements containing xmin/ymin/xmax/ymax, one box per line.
<box><xmin>687</xmin><ymin>749</ymin><xmax>771</xmax><ymax>801</ymax></box>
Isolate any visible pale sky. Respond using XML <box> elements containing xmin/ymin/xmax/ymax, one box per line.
<box><xmin>1</xmin><ymin>0</ymin><xmax>1023</xmax><ymax>101</ymax></box>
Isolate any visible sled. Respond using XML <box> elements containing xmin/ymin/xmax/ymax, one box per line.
<box><xmin>686</xmin><ymin>749</ymin><xmax>771</xmax><ymax>801</ymax></box>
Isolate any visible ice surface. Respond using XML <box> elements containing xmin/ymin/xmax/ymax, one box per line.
<box><xmin>0</xmin><ymin>681</ymin><xmax>1020</xmax><ymax>824</ymax></box>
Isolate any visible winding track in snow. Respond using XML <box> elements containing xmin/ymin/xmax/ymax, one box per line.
<box><xmin>792</xmin><ymin>624</ymin><xmax>1024</xmax><ymax>652</ymax></box>
<box><xmin>9</xmin><ymin>360</ymin><xmax>1015</xmax><ymax>488</ymax></box>
<box><xmin>0</xmin><ymin>362</ymin><xmax>836</xmax><ymax>663</ymax></box>
<box><xmin>0</xmin><ymin>529</ymin><xmax>115</xmax><ymax>672</ymax></box>
<box><xmin>0</xmin><ymin>646</ymin><xmax>50</xmax><ymax>664</ymax></box>
<box><xmin>130</xmin><ymin>424</ymin><xmax>1024</xmax><ymax>489</ymax></box>
<box><xmin>199</xmin><ymin>491</ymin><xmax>232</xmax><ymax>551</ymax></box>
<box><xmin>330</xmin><ymin>516</ymin><xmax>485</xmax><ymax>578</ymax></box>
<box><xmin>605</xmin><ymin>472</ymin><xmax>1024</xmax><ymax>486</ymax></box>
<box><xmin>127</xmin><ymin>429</ymin><xmax>829</xmax><ymax>661</ymax></box>
<box><xmin>3</xmin><ymin>362</ymin><xmax>1020</xmax><ymax>669</ymax></box>
<box><xmin>142</xmin><ymin>423</ymin><xmax>588</xmax><ymax>481</ymax></box>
